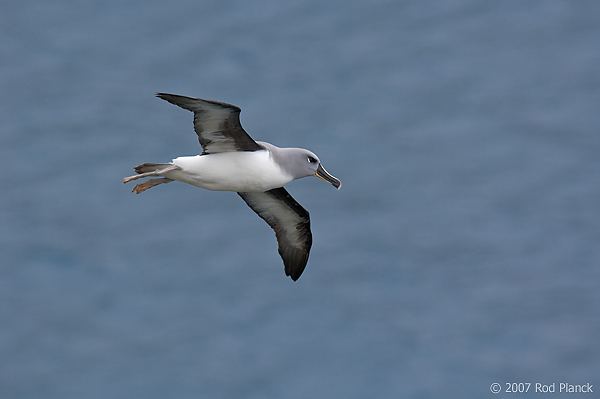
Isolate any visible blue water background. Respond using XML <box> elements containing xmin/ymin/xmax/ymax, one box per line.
<box><xmin>1</xmin><ymin>1</ymin><xmax>599</xmax><ymax>398</ymax></box>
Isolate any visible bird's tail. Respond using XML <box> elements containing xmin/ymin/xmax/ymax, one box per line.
<box><xmin>133</xmin><ymin>163</ymin><xmax>173</xmax><ymax>174</ymax></box>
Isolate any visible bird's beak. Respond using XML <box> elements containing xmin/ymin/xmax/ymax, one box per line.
<box><xmin>315</xmin><ymin>164</ymin><xmax>341</xmax><ymax>189</ymax></box>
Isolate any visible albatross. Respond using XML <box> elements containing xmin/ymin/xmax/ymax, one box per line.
<box><xmin>123</xmin><ymin>93</ymin><xmax>341</xmax><ymax>281</ymax></box>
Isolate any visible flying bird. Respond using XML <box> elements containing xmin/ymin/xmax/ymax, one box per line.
<box><xmin>124</xmin><ymin>93</ymin><xmax>341</xmax><ymax>281</ymax></box>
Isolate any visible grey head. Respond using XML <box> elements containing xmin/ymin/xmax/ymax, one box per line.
<box><xmin>257</xmin><ymin>141</ymin><xmax>341</xmax><ymax>189</ymax></box>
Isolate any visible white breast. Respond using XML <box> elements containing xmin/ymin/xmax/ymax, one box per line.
<box><xmin>167</xmin><ymin>150</ymin><xmax>294</xmax><ymax>192</ymax></box>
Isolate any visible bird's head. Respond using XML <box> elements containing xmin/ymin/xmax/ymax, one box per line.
<box><xmin>290</xmin><ymin>149</ymin><xmax>341</xmax><ymax>189</ymax></box>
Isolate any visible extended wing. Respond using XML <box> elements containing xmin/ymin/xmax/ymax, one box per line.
<box><xmin>156</xmin><ymin>93</ymin><xmax>263</xmax><ymax>154</ymax></box>
<box><xmin>238</xmin><ymin>188</ymin><xmax>312</xmax><ymax>281</ymax></box>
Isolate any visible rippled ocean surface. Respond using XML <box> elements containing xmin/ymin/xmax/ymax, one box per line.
<box><xmin>1</xmin><ymin>1</ymin><xmax>599</xmax><ymax>398</ymax></box>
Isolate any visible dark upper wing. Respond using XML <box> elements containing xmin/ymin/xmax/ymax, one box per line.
<box><xmin>238</xmin><ymin>188</ymin><xmax>312</xmax><ymax>281</ymax></box>
<box><xmin>156</xmin><ymin>93</ymin><xmax>263</xmax><ymax>154</ymax></box>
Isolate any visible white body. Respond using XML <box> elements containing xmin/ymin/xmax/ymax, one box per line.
<box><xmin>166</xmin><ymin>150</ymin><xmax>294</xmax><ymax>192</ymax></box>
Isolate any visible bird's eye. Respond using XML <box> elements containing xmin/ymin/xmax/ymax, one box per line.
<box><xmin>307</xmin><ymin>156</ymin><xmax>317</xmax><ymax>163</ymax></box>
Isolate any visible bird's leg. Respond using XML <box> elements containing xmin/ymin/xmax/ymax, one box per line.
<box><xmin>123</xmin><ymin>164</ymin><xmax>181</xmax><ymax>184</ymax></box>
<box><xmin>131</xmin><ymin>178</ymin><xmax>174</xmax><ymax>194</ymax></box>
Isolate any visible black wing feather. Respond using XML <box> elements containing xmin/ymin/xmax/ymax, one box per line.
<box><xmin>238</xmin><ymin>188</ymin><xmax>312</xmax><ymax>281</ymax></box>
<box><xmin>156</xmin><ymin>93</ymin><xmax>263</xmax><ymax>154</ymax></box>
